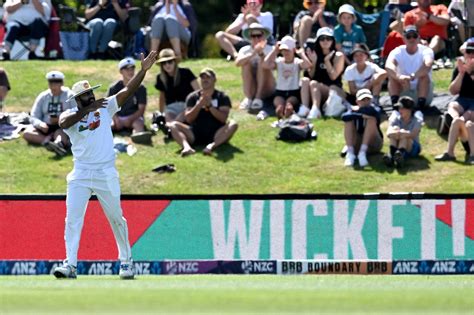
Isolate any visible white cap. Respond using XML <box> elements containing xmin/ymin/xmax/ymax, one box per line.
<box><xmin>356</xmin><ymin>88</ymin><xmax>373</xmax><ymax>101</ymax></box>
<box><xmin>118</xmin><ymin>57</ymin><xmax>136</xmax><ymax>70</ymax></box>
<box><xmin>338</xmin><ymin>4</ymin><xmax>356</xmax><ymax>17</ymax></box>
<box><xmin>279</xmin><ymin>35</ymin><xmax>296</xmax><ymax>51</ymax></box>
<box><xmin>45</xmin><ymin>71</ymin><xmax>65</xmax><ymax>81</ymax></box>
<box><xmin>316</xmin><ymin>27</ymin><xmax>334</xmax><ymax>40</ymax></box>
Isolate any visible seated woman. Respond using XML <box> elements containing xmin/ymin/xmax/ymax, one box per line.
<box><xmin>85</xmin><ymin>0</ymin><xmax>129</xmax><ymax>60</ymax></box>
<box><xmin>149</xmin><ymin>0</ymin><xmax>195</xmax><ymax>60</ymax></box>
<box><xmin>384</xmin><ymin>96</ymin><xmax>422</xmax><ymax>168</ymax></box>
<box><xmin>155</xmin><ymin>49</ymin><xmax>199</xmax><ymax>124</ymax></box>
<box><xmin>301</xmin><ymin>27</ymin><xmax>346</xmax><ymax>119</ymax></box>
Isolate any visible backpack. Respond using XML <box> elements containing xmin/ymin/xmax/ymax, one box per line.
<box><xmin>437</xmin><ymin>112</ymin><xmax>453</xmax><ymax>136</ymax></box>
<box><xmin>276</xmin><ymin>119</ymin><xmax>317</xmax><ymax>142</ymax></box>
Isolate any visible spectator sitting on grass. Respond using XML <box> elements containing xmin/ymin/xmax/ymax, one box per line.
<box><xmin>235</xmin><ymin>22</ymin><xmax>275</xmax><ymax>113</ymax></box>
<box><xmin>107</xmin><ymin>57</ymin><xmax>151</xmax><ymax>144</ymax></box>
<box><xmin>168</xmin><ymin>68</ymin><xmax>238</xmax><ymax>157</ymax></box>
<box><xmin>293</xmin><ymin>0</ymin><xmax>335</xmax><ymax>48</ymax></box>
<box><xmin>342</xmin><ymin>89</ymin><xmax>383</xmax><ymax>168</ymax></box>
<box><xmin>215</xmin><ymin>0</ymin><xmax>273</xmax><ymax>61</ymax></box>
<box><xmin>23</xmin><ymin>71</ymin><xmax>74</xmax><ymax>156</ymax></box>
<box><xmin>343</xmin><ymin>44</ymin><xmax>387</xmax><ymax>107</ymax></box>
<box><xmin>262</xmin><ymin>35</ymin><xmax>312</xmax><ymax>120</ymax></box>
<box><xmin>384</xmin><ymin>96</ymin><xmax>422</xmax><ymax>168</ymax></box>
<box><xmin>333</xmin><ymin>4</ymin><xmax>367</xmax><ymax>64</ymax></box>
<box><xmin>435</xmin><ymin>39</ymin><xmax>474</xmax><ymax>164</ymax></box>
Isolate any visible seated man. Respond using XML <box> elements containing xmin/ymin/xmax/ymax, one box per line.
<box><xmin>0</xmin><ymin>68</ymin><xmax>11</xmax><ymax>111</ymax></box>
<box><xmin>235</xmin><ymin>22</ymin><xmax>275</xmax><ymax>111</ymax></box>
<box><xmin>435</xmin><ymin>39</ymin><xmax>474</xmax><ymax>164</ymax></box>
<box><xmin>293</xmin><ymin>0</ymin><xmax>335</xmax><ymax>48</ymax></box>
<box><xmin>2</xmin><ymin>0</ymin><xmax>51</xmax><ymax>60</ymax></box>
<box><xmin>404</xmin><ymin>0</ymin><xmax>450</xmax><ymax>55</ymax></box>
<box><xmin>23</xmin><ymin>71</ymin><xmax>74</xmax><ymax>156</ymax></box>
<box><xmin>169</xmin><ymin>68</ymin><xmax>238</xmax><ymax>156</ymax></box>
<box><xmin>215</xmin><ymin>0</ymin><xmax>273</xmax><ymax>61</ymax></box>
<box><xmin>385</xmin><ymin>25</ymin><xmax>434</xmax><ymax>113</ymax></box>
<box><xmin>107</xmin><ymin>57</ymin><xmax>150</xmax><ymax>144</ymax></box>
<box><xmin>384</xmin><ymin>96</ymin><xmax>423</xmax><ymax>168</ymax></box>
<box><xmin>342</xmin><ymin>89</ymin><xmax>383</xmax><ymax>168</ymax></box>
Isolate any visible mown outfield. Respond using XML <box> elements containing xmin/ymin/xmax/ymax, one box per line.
<box><xmin>0</xmin><ymin>59</ymin><xmax>472</xmax><ymax>194</ymax></box>
<box><xmin>1</xmin><ymin>275</ymin><xmax>474</xmax><ymax>314</ymax></box>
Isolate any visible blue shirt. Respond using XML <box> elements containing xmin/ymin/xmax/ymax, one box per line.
<box><xmin>334</xmin><ymin>23</ymin><xmax>367</xmax><ymax>57</ymax></box>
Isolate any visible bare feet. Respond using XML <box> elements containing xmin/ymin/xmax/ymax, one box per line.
<box><xmin>181</xmin><ymin>147</ymin><xmax>195</xmax><ymax>157</ymax></box>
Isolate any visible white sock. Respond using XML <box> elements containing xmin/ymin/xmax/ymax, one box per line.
<box><xmin>347</xmin><ymin>146</ymin><xmax>355</xmax><ymax>155</ymax></box>
<box><xmin>360</xmin><ymin>144</ymin><xmax>368</xmax><ymax>154</ymax></box>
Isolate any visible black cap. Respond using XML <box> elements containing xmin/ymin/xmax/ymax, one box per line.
<box><xmin>394</xmin><ymin>96</ymin><xmax>415</xmax><ymax>110</ymax></box>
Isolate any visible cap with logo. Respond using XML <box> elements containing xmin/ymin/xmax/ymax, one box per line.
<box><xmin>118</xmin><ymin>57</ymin><xmax>135</xmax><ymax>70</ymax></box>
<box><xmin>356</xmin><ymin>88</ymin><xmax>373</xmax><ymax>101</ymax></box>
<box><xmin>46</xmin><ymin>71</ymin><xmax>65</xmax><ymax>81</ymax></box>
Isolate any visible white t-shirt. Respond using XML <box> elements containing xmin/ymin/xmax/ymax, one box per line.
<box><xmin>237</xmin><ymin>44</ymin><xmax>273</xmax><ymax>64</ymax></box>
<box><xmin>4</xmin><ymin>0</ymin><xmax>51</xmax><ymax>25</ymax></box>
<box><xmin>343</xmin><ymin>61</ymin><xmax>382</xmax><ymax>90</ymax></box>
<box><xmin>235</xmin><ymin>11</ymin><xmax>273</xmax><ymax>34</ymax></box>
<box><xmin>387</xmin><ymin>44</ymin><xmax>434</xmax><ymax>90</ymax></box>
<box><xmin>64</xmin><ymin>95</ymin><xmax>119</xmax><ymax>170</ymax></box>
<box><xmin>275</xmin><ymin>56</ymin><xmax>303</xmax><ymax>91</ymax></box>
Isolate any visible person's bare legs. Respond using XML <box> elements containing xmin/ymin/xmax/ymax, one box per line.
<box><xmin>371</xmin><ymin>71</ymin><xmax>388</xmax><ymax>97</ymax></box>
<box><xmin>344</xmin><ymin>121</ymin><xmax>357</xmax><ymax>149</ymax></box>
<box><xmin>23</xmin><ymin>126</ymin><xmax>50</xmax><ymax>145</ymax></box>
<box><xmin>241</xmin><ymin>64</ymin><xmax>257</xmax><ymax>100</ymax></box>
<box><xmin>255</xmin><ymin>61</ymin><xmax>275</xmax><ymax>100</ymax></box>
<box><xmin>169</xmin><ymin>121</ymin><xmax>196</xmax><ymax>156</ymax></box>
<box><xmin>203</xmin><ymin>121</ymin><xmax>239</xmax><ymax>155</ymax></box>
<box><xmin>445</xmin><ymin>117</ymin><xmax>467</xmax><ymax>156</ymax></box>
<box><xmin>169</xmin><ymin>37</ymin><xmax>182</xmax><ymax>59</ymax></box>
<box><xmin>300</xmin><ymin>77</ymin><xmax>311</xmax><ymax>107</ymax></box>
<box><xmin>151</xmin><ymin>38</ymin><xmax>161</xmax><ymax>52</ymax></box>
<box><xmin>416</xmin><ymin>74</ymin><xmax>430</xmax><ymax>99</ymax></box>
<box><xmin>215</xmin><ymin>31</ymin><xmax>242</xmax><ymax>59</ymax></box>
<box><xmin>361</xmin><ymin>117</ymin><xmax>379</xmax><ymax>147</ymax></box>
<box><xmin>429</xmin><ymin>35</ymin><xmax>445</xmax><ymax>55</ymax></box>
<box><xmin>297</xmin><ymin>16</ymin><xmax>314</xmax><ymax>47</ymax></box>
<box><xmin>310</xmin><ymin>81</ymin><xmax>329</xmax><ymax>111</ymax></box>
<box><xmin>274</xmin><ymin>96</ymin><xmax>285</xmax><ymax>118</ymax></box>
<box><xmin>466</xmin><ymin>121</ymin><xmax>474</xmax><ymax>158</ymax></box>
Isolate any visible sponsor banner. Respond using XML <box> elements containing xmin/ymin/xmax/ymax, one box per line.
<box><xmin>162</xmin><ymin>260</ymin><xmax>276</xmax><ymax>275</ymax></box>
<box><xmin>277</xmin><ymin>260</ymin><xmax>392</xmax><ymax>275</ymax></box>
<box><xmin>392</xmin><ymin>260</ymin><xmax>474</xmax><ymax>275</ymax></box>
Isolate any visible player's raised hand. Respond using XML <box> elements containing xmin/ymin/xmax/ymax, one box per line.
<box><xmin>140</xmin><ymin>51</ymin><xmax>158</xmax><ymax>72</ymax></box>
<box><xmin>85</xmin><ymin>98</ymin><xmax>108</xmax><ymax>113</ymax></box>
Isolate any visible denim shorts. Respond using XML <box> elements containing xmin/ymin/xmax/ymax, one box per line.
<box><xmin>456</xmin><ymin>97</ymin><xmax>474</xmax><ymax>112</ymax></box>
<box><xmin>406</xmin><ymin>140</ymin><xmax>421</xmax><ymax>158</ymax></box>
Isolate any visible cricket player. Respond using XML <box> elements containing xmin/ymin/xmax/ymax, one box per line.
<box><xmin>53</xmin><ymin>51</ymin><xmax>158</xmax><ymax>279</ymax></box>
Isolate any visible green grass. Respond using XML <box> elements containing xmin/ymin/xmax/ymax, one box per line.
<box><xmin>1</xmin><ymin>275</ymin><xmax>473</xmax><ymax>314</ymax></box>
<box><xmin>0</xmin><ymin>59</ymin><xmax>472</xmax><ymax>194</ymax></box>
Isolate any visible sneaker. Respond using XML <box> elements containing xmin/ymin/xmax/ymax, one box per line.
<box><xmin>414</xmin><ymin>110</ymin><xmax>424</xmax><ymax>122</ymax></box>
<box><xmin>44</xmin><ymin>141</ymin><xmax>67</xmax><ymax>156</ymax></box>
<box><xmin>250</xmin><ymin>98</ymin><xmax>263</xmax><ymax>111</ymax></box>
<box><xmin>2</xmin><ymin>51</ymin><xmax>10</xmax><ymax>61</ymax></box>
<box><xmin>383</xmin><ymin>154</ymin><xmax>394</xmax><ymax>167</ymax></box>
<box><xmin>357</xmin><ymin>152</ymin><xmax>369</xmax><ymax>167</ymax></box>
<box><xmin>307</xmin><ymin>106</ymin><xmax>321</xmax><ymax>119</ymax></box>
<box><xmin>344</xmin><ymin>152</ymin><xmax>356</xmax><ymax>167</ymax></box>
<box><xmin>393</xmin><ymin>150</ymin><xmax>404</xmax><ymax>168</ymax></box>
<box><xmin>297</xmin><ymin>105</ymin><xmax>310</xmax><ymax>117</ymax></box>
<box><xmin>340</xmin><ymin>145</ymin><xmax>348</xmax><ymax>158</ymax></box>
<box><xmin>119</xmin><ymin>262</ymin><xmax>134</xmax><ymax>280</ymax></box>
<box><xmin>256</xmin><ymin>110</ymin><xmax>269</xmax><ymax>121</ymax></box>
<box><xmin>434</xmin><ymin>152</ymin><xmax>456</xmax><ymax>162</ymax></box>
<box><xmin>444</xmin><ymin>59</ymin><xmax>453</xmax><ymax>68</ymax></box>
<box><xmin>466</xmin><ymin>156</ymin><xmax>474</xmax><ymax>165</ymax></box>
<box><xmin>240</xmin><ymin>98</ymin><xmax>252</xmax><ymax>110</ymax></box>
<box><xmin>54</xmin><ymin>263</ymin><xmax>77</xmax><ymax>279</ymax></box>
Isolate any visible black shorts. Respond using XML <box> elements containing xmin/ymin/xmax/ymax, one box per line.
<box><xmin>275</xmin><ymin>89</ymin><xmax>301</xmax><ymax>111</ymax></box>
<box><xmin>39</xmin><ymin>124</ymin><xmax>60</xmax><ymax>136</ymax></box>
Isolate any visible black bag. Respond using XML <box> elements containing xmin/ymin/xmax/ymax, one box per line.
<box><xmin>276</xmin><ymin>119</ymin><xmax>317</xmax><ymax>142</ymax></box>
<box><xmin>437</xmin><ymin>112</ymin><xmax>453</xmax><ymax>136</ymax></box>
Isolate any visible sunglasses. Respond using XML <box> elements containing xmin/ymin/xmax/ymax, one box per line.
<box><xmin>160</xmin><ymin>60</ymin><xmax>174</xmax><ymax>65</ymax></box>
<box><xmin>405</xmin><ymin>33</ymin><xmax>419</xmax><ymax>40</ymax></box>
<box><xmin>319</xmin><ymin>36</ymin><xmax>333</xmax><ymax>42</ymax></box>
<box><xmin>250</xmin><ymin>33</ymin><xmax>263</xmax><ymax>39</ymax></box>
<box><xmin>466</xmin><ymin>50</ymin><xmax>474</xmax><ymax>55</ymax></box>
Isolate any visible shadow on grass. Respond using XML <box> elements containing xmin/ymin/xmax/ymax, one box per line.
<box><xmin>214</xmin><ymin>143</ymin><xmax>244</xmax><ymax>162</ymax></box>
<box><xmin>366</xmin><ymin>153</ymin><xmax>431</xmax><ymax>175</ymax></box>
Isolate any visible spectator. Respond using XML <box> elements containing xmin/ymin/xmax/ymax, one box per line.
<box><xmin>448</xmin><ymin>0</ymin><xmax>467</xmax><ymax>44</ymax></box>
<box><xmin>149</xmin><ymin>0</ymin><xmax>195</xmax><ymax>60</ymax></box>
<box><xmin>384</xmin><ymin>96</ymin><xmax>422</xmax><ymax>168</ymax></box>
<box><xmin>107</xmin><ymin>57</ymin><xmax>151</xmax><ymax>144</ymax></box>
<box><xmin>85</xmin><ymin>0</ymin><xmax>129</xmax><ymax>60</ymax></box>
<box><xmin>404</xmin><ymin>0</ymin><xmax>450</xmax><ymax>55</ymax></box>
<box><xmin>293</xmin><ymin>0</ymin><xmax>335</xmax><ymax>48</ymax></box>
<box><xmin>342</xmin><ymin>89</ymin><xmax>383</xmax><ymax>168</ymax></box>
<box><xmin>301</xmin><ymin>27</ymin><xmax>345</xmax><ymax>119</ymax></box>
<box><xmin>0</xmin><ymin>68</ymin><xmax>11</xmax><ymax>111</ymax></box>
<box><xmin>23</xmin><ymin>71</ymin><xmax>74</xmax><ymax>156</ymax></box>
<box><xmin>343</xmin><ymin>44</ymin><xmax>387</xmax><ymax>106</ymax></box>
<box><xmin>2</xmin><ymin>0</ymin><xmax>51</xmax><ymax>60</ymax></box>
<box><xmin>385</xmin><ymin>25</ymin><xmax>434</xmax><ymax>113</ymax></box>
<box><xmin>435</xmin><ymin>39</ymin><xmax>474</xmax><ymax>164</ymax></box>
<box><xmin>154</xmin><ymin>48</ymin><xmax>199</xmax><ymax>124</ymax></box>
<box><xmin>235</xmin><ymin>22</ymin><xmax>275</xmax><ymax>112</ymax></box>
<box><xmin>168</xmin><ymin>68</ymin><xmax>238</xmax><ymax>156</ymax></box>
<box><xmin>334</xmin><ymin>4</ymin><xmax>367</xmax><ymax>63</ymax></box>
<box><xmin>262</xmin><ymin>35</ymin><xmax>311</xmax><ymax>119</ymax></box>
<box><xmin>215</xmin><ymin>0</ymin><xmax>273</xmax><ymax>61</ymax></box>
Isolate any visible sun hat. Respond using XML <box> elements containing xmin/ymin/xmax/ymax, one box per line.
<box><xmin>316</xmin><ymin>27</ymin><xmax>334</xmax><ymax>40</ymax></box>
<box><xmin>356</xmin><ymin>89</ymin><xmax>373</xmax><ymax>101</ymax></box>
<box><xmin>199</xmin><ymin>67</ymin><xmax>216</xmax><ymax>79</ymax></box>
<box><xmin>157</xmin><ymin>49</ymin><xmax>177</xmax><ymax>63</ymax></box>
<box><xmin>118</xmin><ymin>57</ymin><xmax>135</xmax><ymax>70</ymax></box>
<box><xmin>45</xmin><ymin>71</ymin><xmax>65</xmax><ymax>81</ymax></box>
<box><xmin>242</xmin><ymin>23</ymin><xmax>271</xmax><ymax>41</ymax></box>
<box><xmin>67</xmin><ymin>80</ymin><xmax>101</xmax><ymax>102</ymax></box>
<box><xmin>279</xmin><ymin>35</ymin><xmax>296</xmax><ymax>51</ymax></box>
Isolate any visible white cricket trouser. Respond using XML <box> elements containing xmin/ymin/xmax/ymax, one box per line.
<box><xmin>64</xmin><ymin>167</ymin><xmax>131</xmax><ymax>267</ymax></box>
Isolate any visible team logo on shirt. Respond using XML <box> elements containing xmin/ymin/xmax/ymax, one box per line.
<box><xmin>78</xmin><ymin>111</ymin><xmax>101</xmax><ymax>132</ymax></box>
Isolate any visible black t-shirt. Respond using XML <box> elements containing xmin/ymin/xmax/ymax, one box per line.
<box><xmin>155</xmin><ymin>68</ymin><xmax>197</xmax><ymax>104</ymax></box>
<box><xmin>86</xmin><ymin>0</ymin><xmax>129</xmax><ymax>21</ymax></box>
<box><xmin>452</xmin><ymin>68</ymin><xmax>474</xmax><ymax>99</ymax></box>
<box><xmin>107</xmin><ymin>80</ymin><xmax>147</xmax><ymax>117</ymax></box>
<box><xmin>186</xmin><ymin>89</ymin><xmax>231</xmax><ymax>133</ymax></box>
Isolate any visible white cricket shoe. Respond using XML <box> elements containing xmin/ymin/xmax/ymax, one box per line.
<box><xmin>54</xmin><ymin>263</ymin><xmax>77</xmax><ymax>279</ymax></box>
<box><xmin>358</xmin><ymin>152</ymin><xmax>369</xmax><ymax>167</ymax></box>
<box><xmin>344</xmin><ymin>152</ymin><xmax>356</xmax><ymax>167</ymax></box>
<box><xmin>297</xmin><ymin>105</ymin><xmax>310</xmax><ymax>117</ymax></box>
<box><xmin>307</xmin><ymin>106</ymin><xmax>321</xmax><ymax>119</ymax></box>
<box><xmin>119</xmin><ymin>262</ymin><xmax>134</xmax><ymax>280</ymax></box>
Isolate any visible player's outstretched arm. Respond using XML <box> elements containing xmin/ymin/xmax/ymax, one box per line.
<box><xmin>59</xmin><ymin>98</ymin><xmax>107</xmax><ymax>129</ymax></box>
<box><xmin>116</xmin><ymin>51</ymin><xmax>158</xmax><ymax>107</ymax></box>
